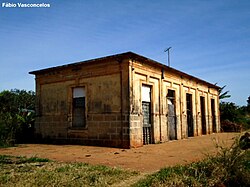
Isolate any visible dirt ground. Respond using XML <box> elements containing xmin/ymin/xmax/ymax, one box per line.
<box><xmin>0</xmin><ymin>133</ymin><xmax>239</xmax><ymax>173</ymax></box>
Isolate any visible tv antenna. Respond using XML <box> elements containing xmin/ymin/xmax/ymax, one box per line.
<box><xmin>164</xmin><ymin>47</ymin><xmax>172</xmax><ymax>67</ymax></box>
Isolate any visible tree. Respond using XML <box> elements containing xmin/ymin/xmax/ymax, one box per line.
<box><xmin>219</xmin><ymin>85</ymin><xmax>231</xmax><ymax>100</ymax></box>
<box><xmin>220</xmin><ymin>102</ymin><xmax>239</xmax><ymax>122</ymax></box>
<box><xmin>0</xmin><ymin>89</ymin><xmax>35</xmax><ymax>146</ymax></box>
<box><xmin>0</xmin><ymin>89</ymin><xmax>35</xmax><ymax>114</ymax></box>
<box><xmin>220</xmin><ymin>100</ymin><xmax>250</xmax><ymax>131</ymax></box>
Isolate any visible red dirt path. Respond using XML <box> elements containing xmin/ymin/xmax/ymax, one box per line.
<box><xmin>0</xmin><ymin>133</ymin><xmax>239</xmax><ymax>172</ymax></box>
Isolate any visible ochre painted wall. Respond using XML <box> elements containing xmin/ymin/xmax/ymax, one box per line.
<box><xmin>35</xmin><ymin>59</ymin><xmax>130</xmax><ymax>148</ymax></box>
<box><xmin>33</xmin><ymin>55</ymin><xmax>220</xmax><ymax>148</ymax></box>
<box><xmin>129</xmin><ymin>60</ymin><xmax>220</xmax><ymax>148</ymax></box>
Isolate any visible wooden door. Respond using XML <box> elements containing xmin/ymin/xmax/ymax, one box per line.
<box><xmin>167</xmin><ymin>89</ymin><xmax>176</xmax><ymax>140</ymax></box>
<box><xmin>142</xmin><ymin>101</ymin><xmax>152</xmax><ymax>144</ymax></box>
<box><xmin>211</xmin><ymin>99</ymin><xmax>216</xmax><ymax>133</ymax></box>
<box><xmin>200</xmin><ymin>96</ymin><xmax>206</xmax><ymax>135</ymax></box>
<box><xmin>186</xmin><ymin>93</ymin><xmax>194</xmax><ymax>137</ymax></box>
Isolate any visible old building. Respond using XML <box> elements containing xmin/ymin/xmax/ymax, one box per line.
<box><xmin>29</xmin><ymin>52</ymin><xmax>220</xmax><ymax>148</ymax></box>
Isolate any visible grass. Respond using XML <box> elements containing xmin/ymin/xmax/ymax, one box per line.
<box><xmin>0</xmin><ymin>155</ymin><xmax>50</xmax><ymax>164</ymax></box>
<box><xmin>0</xmin><ymin>155</ymin><xmax>138</xmax><ymax>187</ymax></box>
<box><xmin>0</xmin><ymin>134</ymin><xmax>249</xmax><ymax>186</ymax></box>
<box><xmin>133</xmin><ymin>136</ymin><xmax>250</xmax><ymax>187</ymax></box>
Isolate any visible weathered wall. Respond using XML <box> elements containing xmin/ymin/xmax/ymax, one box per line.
<box><xmin>34</xmin><ymin>59</ymin><xmax>130</xmax><ymax>148</ymax></box>
<box><xmin>129</xmin><ymin>60</ymin><xmax>163</xmax><ymax>147</ymax></box>
<box><xmin>163</xmin><ymin>72</ymin><xmax>220</xmax><ymax>139</ymax></box>
<box><xmin>129</xmin><ymin>59</ymin><xmax>220</xmax><ymax>148</ymax></box>
<box><xmin>33</xmin><ymin>53</ymin><xmax>220</xmax><ymax>149</ymax></box>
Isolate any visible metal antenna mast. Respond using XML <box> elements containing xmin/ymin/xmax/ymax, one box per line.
<box><xmin>164</xmin><ymin>47</ymin><xmax>172</xmax><ymax>67</ymax></box>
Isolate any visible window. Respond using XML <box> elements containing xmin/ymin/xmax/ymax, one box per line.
<box><xmin>167</xmin><ymin>89</ymin><xmax>175</xmax><ymax>105</ymax></box>
<box><xmin>72</xmin><ymin>87</ymin><xmax>86</xmax><ymax>128</ymax></box>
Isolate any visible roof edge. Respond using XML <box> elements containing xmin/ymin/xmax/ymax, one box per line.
<box><xmin>29</xmin><ymin>51</ymin><xmax>134</xmax><ymax>75</ymax></box>
<box><xmin>29</xmin><ymin>51</ymin><xmax>220</xmax><ymax>89</ymax></box>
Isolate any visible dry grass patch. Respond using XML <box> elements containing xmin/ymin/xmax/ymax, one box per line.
<box><xmin>0</xmin><ymin>155</ymin><xmax>138</xmax><ymax>187</ymax></box>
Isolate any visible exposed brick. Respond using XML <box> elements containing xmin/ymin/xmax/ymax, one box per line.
<box><xmin>98</xmin><ymin>121</ymin><xmax>111</xmax><ymax>129</ymax></box>
<box><xmin>123</xmin><ymin>127</ymin><xmax>129</xmax><ymax>135</ymax></box>
<box><xmin>98</xmin><ymin>133</ymin><xmax>111</xmax><ymax>140</ymax></box>
<box><xmin>92</xmin><ymin>114</ymin><xmax>104</xmax><ymax>121</ymax></box>
<box><xmin>110</xmin><ymin>121</ymin><xmax>121</xmax><ymax>128</ymax></box>
<box><xmin>104</xmin><ymin>115</ymin><xmax>117</xmax><ymax>121</ymax></box>
<box><xmin>110</xmin><ymin>134</ymin><xmax>120</xmax><ymax>140</ymax></box>
<box><xmin>116</xmin><ymin>114</ymin><xmax>126</xmax><ymax>121</ymax></box>
<box><xmin>88</xmin><ymin>134</ymin><xmax>98</xmax><ymax>139</ymax></box>
<box><xmin>109</xmin><ymin>127</ymin><xmax>117</xmax><ymax>134</ymax></box>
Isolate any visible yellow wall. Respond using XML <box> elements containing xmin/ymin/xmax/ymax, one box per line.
<box><xmin>33</xmin><ymin>56</ymin><xmax>220</xmax><ymax>148</ymax></box>
<box><xmin>129</xmin><ymin>59</ymin><xmax>220</xmax><ymax>147</ymax></box>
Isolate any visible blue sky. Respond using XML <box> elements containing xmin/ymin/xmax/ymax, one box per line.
<box><xmin>0</xmin><ymin>0</ymin><xmax>249</xmax><ymax>106</ymax></box>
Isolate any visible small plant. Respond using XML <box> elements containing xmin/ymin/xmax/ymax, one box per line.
<box><xmin>213</xmin><ymin>134</ymin><xmax>250</xmax><ymax>186</ymax></box>
<box><xmin>19</xmin><ymin>156</ymin><xmax>50</xmax><ymax>163</ymax></box>
<box><xmin>0</xmin><ymin>155</ymin><xmax>14</xmax><ymax>164</ymax></box>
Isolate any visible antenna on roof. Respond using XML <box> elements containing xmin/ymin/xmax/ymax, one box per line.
<box><xmin>164</xmin><ymin>47</ymin><xmax>172</xmax><ymax>67</ymax></box>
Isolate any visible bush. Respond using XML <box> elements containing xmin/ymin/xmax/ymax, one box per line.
<box><xmin>133</xmin><ymin>133</ymin><xmax>250</xmax><ymax>187</ymax></box>
<box><xmin>221</xmin><ymin>119</ymin><xmax>242</xmax><ymax>132</ymax></box>
<box><xmin>0</xmin><ymin>112</ymin><xmax>18</xmax><ymax>147</ymax></box>
<box><xmin>220</xmin><ymin>102</ymin><xmax>250</xmax><ymax>132</ymax></box>
<box><xmin>212</xmin><ymin>135</ymin><xmax>250</xmax><ymax>186</ymax></box>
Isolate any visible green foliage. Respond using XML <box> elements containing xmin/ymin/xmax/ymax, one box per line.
<box><xmin>0</xmin><ymin>89</ymin><xmax>35</xmax><ymax>113</ymax></box>
<box><xmin>220</xmin><ymin>102</ymin><xmax>239</xmax><ymax>122</ymax></box>
<box><xmin>0</xmin><ymin>155</ymin><xmax>50</xmax><ymax>164</ymax></box>
<box><xmin>219</xmin><ymin>85</ymin><xmax>231</xmax><ymax>100</ymax></box>
<box><xmin>21</xmin><ymin>156</ymin><xmax>50</xmax><ymax>163</ymax></box>
<box><xmin>0</xmin><ymin>89</ymin><xmax>35</xmax><ymax>147</ymax></box>
<box><xmin>217</xmin><ymin>86</ymin><xmax>250</xmax><ymax>131</ymax></box>
<box><xmin>220</xmin><ymin>101</ymin><xmax>250</xmax><ymax>131</ymax></box>
<box><xmin>133</xmin><ymin>135</ymin><xmax>250</xmax><ymax>187</ymax></box>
